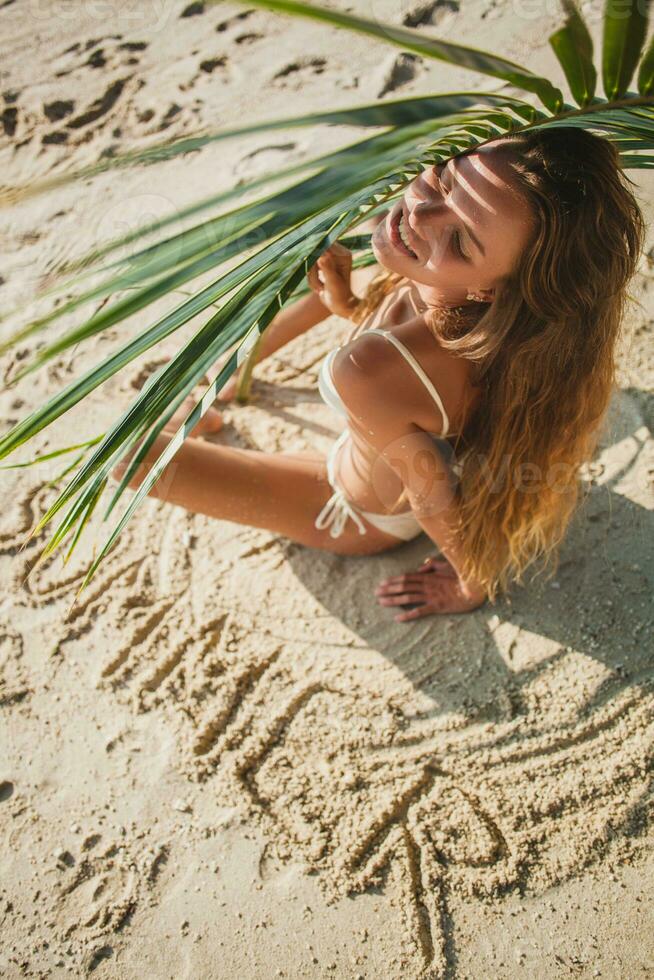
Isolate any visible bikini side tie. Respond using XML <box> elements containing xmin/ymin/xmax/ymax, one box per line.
<box><xmin>314</xmin><ymin>488</ymin><xmax>367</xmax><ymax>538</ymax></box>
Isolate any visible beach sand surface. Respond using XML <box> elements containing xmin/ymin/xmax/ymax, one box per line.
<box><xmin>0</xmin><ymin>2</ymin><xmax>653</xmax><ymax>977</ymax></box>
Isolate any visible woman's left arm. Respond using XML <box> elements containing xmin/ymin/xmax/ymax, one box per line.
<box><xmin>373</xmin><ymin>434</ymin><xmax>488</xmax><ymax>617</ymax></box>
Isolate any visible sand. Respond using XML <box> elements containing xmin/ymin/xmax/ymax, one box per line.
<box><xmin>0</xmin><ymin>1</ymin><xmax>653</xmax><ymax>978</ymax></box>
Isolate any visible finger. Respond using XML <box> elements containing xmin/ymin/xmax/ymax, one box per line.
<box><xmin>375</xmin><ymin>584</ymin><xmax>428</xmax><ymax>599</ymax></box>
<box><xmin>395</xmin><ymin>604</ymin><xmax>439</xmax><ymax>623</ymax></box>
<box><xmin>307</xmin><ymin>265</ymin><xmax>321</xmax><ymax>292</ymax></box>
<box><xmin>309</xmin><ymin>258</ymin><xmax>329</xmax><ymax>281</ymax></box>
<box><xmin>333</xmin><ymin>254</ymin><xmax>352</xmax><ymax>277</ymax></box>
<box><xmin>329</xmin><ymin>243</ymin><xmax>353</xmax><ymax>266</ymax></box>
<box><xmin>378</xmin><ymin>566</ymin><xmax>456</xmax><ymax>589</ymax></box>
<box><xmin>417</xmin><ymin>562</ymin><xmax>458</xmax><ymax>579</ymax></box>
<box><xmin>318</xmin><ymin>256</ymin><xmax>339</xmax><ymax>278</ymax></box>
<box><xmin>328</xmin><ymin>252</ymin><xmax>352</xmax><ymax>280</ymax></box>
<box><xmin>376</xmin><ymin>576</ymin><xmax>431</xmax><ymax>592</ymax></box>
<box><xmin>317</xmin><ymin>268</ymin><xmax>350</xmax><ymax>303</ymax></box>
<box><xmin>378</xmin><ymin>593</ymin><xmax>427</xmax><ymax>606</ymax></box>
<box><xmin>375</xmin><ymin>583</ymin><xmax>424</xmax><ymax>597</ymax></box>
<box><xmin>376</xmin><ymin>574</ymin><xmax>415</xmax><ymax>587</ymax></box>
<box><xmin>417</xmin><ymin>558</ymin><xmax>454</xmax><ymax>572</ymax></box>
<box><xmin>417</xmin><ymin>558</ymin><xmax>449</xmax><ymax>572</ymax></box>
<box><xmin>321</xmin><ymin>250</ymin><xmax>341</xmax><ymax>265</ymax></box>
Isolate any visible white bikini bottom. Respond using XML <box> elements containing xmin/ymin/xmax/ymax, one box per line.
<box><xmin>314</xmin><ymin>429</ymin><xmax>425</xmax><ymax>542</ymax></box>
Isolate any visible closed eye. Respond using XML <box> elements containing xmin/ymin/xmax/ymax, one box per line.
<box><xmin>453</xmin><ymin>230</ymin><xmax>470</xmax><ymax>261</ymax></box>
<box><xmin>438</xmin><ymin>170</ymin><xmax>471</xmax><ymax>262</ymax></box>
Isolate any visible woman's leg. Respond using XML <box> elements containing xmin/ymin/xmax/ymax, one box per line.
<box><xmin>161</xmin><ymin>395</ymin><xmax>225</xmax><ymax>436</ymax></box>
<box><xmin>111</xmin><ymin>430</ymin><xmax>405</xmax><ymax>557</ymax></box>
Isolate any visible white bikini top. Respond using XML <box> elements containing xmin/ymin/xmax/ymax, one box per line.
<box><xmin>318</xmin><ymin>327</ymin><xmax>453</xmax><ymax>438</ymax></box>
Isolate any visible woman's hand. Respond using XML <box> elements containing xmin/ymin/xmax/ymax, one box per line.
<box><xmin>374</xmin><ymin>556</ymin><xmax>488</xmax><ymax>621</ymax></box>
<box><xmin>307</xmin><ymin>243</ymin><xmax>360</xmax><ymax>319</ymax></box>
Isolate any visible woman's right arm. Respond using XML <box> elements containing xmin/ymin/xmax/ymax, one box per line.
<box><xmin>204</xmin><ymin>290</ymin><xmax>332</xmax><ymax>397</ymax></box>
<box><xmin>250</xmin><ymin>289</ymin><xmax>335</xmax><ymax>361</ymax></box>
<box><xmin>211</xmin><ymin>211</ymin><xmax>387</xmax><ymax>397</ymax></box>
<box><xmin>211</xmin><ymin>260</ymin><xmax>374</xmax><ymax>398</ymax></box>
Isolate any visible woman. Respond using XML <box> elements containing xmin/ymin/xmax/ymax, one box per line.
<box><xmin>112</xmin><ymin>127</ymin><xmax>645</xmax><ymax>620</ymax></box>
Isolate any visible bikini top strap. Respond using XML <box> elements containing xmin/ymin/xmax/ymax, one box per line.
<box><xmin>365</xmin><ymin>328</ymin><xmax>450</xmax><ymax>437</ymax></box>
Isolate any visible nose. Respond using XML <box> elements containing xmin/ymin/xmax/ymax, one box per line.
<box><xmin>408</xmin><ymin>192</ymin><xmax>456</xmax><ymax>258</ymax></box>
<box><xmin>409</xmin><ymin>197</ymin><xmax>448</xmax><ymax>242</ymax></box>
<box><xmin>412</xmin><ymin>198</ymin><xmax>444</xmax><ymax>220</ymax></box>
<box><xmin>410</xmin><ymin>176</ymin><xmax>446</xmax><ymax>223</ymax></box>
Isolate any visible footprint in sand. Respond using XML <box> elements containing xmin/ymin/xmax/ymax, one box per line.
<box><xmin>118</xmin><ymin>40</ymin><xmax>148</xmax><ymax>53</ymax></box>
<box><xmin>233</xmin><ymin>141</ymin><xmax>298</xmax><ymax>181</ymax></box>
<box><xmin>43</xmin><ymin>99</ymin><xmax>75</xmax><ymax>122</ymax></box>
<box><xmin>215</xmin><ymin>9</ymin><xmax>255</xmax><ymax>32</ymax></box>
<box><xmin>54</xmin><ymin>35</ymin><xmax>123</xmax><ymax>78</ymax></box>
<box><xmin>34</xmin><ymin>33</ymin><xmax>155</xmax><ymax>147</ymax></box>
<box><xmin>178</xmin><ymin>54</ymin><xmax>231</xmax><ymax>94</ymax></box>
<box><xmin>66</xmin><ymin>77</ymin><xmax>131</xmax><ymax>130</ymax></box>
<box><xmin>376</xmin><ymin>52</ymin><xmax>422</xmax><ymax>98</ymax></box>
<box><xmin>157</xmin><ymin>102</ymin><xmax>185</xmax><ymax>131</ymax></box>
<box><xmin>402</xmin><ymin>0</ymin><xmax>460</xmax><ymax>27</ymax></box>
<box><xmin>86</xmin><ymin>48</ymin><xmax>108</xmax><ymax>70</ymax></box>
<box><xmin>52</xmin><ymin>838</ymin><xmax>139</xmax><ymax>942</ymax></box>
<box><xmin>1</xmin><ymin>91</ymin><xmax>19</xmax><ymax>137</ymax></box>
<box><xmin>234</xmin><ymin>32</ymin><xmax>263</xmax><ymax>46</ymax></box>
<box><xmin>272</xmin><ymin>57</ymin><xmax>327</xmax><ymax>89</ymax></box>
<box><xmin>1</xmin><ymin>104</ymin><xmax>18</xmax><ymax>137</ymax></box>
<box><xmin>369</xmin><ymin>0</ymin><xmax>459</xmax><ymax>29</ymax></box>
<box><xmin>180</xmin><ymin>1</ymin><xmax>206</xmax><ymax>16</ymax></box>
<box><xmin>0</xmin><ymin>628</ymin><xmax>30</xmax><ymax>709</ymax></box>
<box><xmin>198</xmin><ymin>55</ymin><xmax>228</xmax><ymax>75</ymax></box>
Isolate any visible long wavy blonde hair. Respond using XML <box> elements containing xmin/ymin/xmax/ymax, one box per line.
<box><xmin>351</xmin><ymin>127</ymin><xmax>645</xmax><ymax>603</ymax></box>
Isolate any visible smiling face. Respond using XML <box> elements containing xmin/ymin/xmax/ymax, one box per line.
<box><xmin>371</xmin><ymin>141</ymin><xmax>536</xmax><ymax>310</ymax></box>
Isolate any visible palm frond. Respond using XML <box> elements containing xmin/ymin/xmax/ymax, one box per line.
<box><xmin>603</xmin><ymin>0</ymin><xmax>650</xmax><ymax>99</ymax></box>
<box><xmin>1</xmin><ymin>104</ymin><xmax>517</xmax><ymax>368</ymax></box>
<box><xmin>638</xmin><ymin>30</ymin><xmax>654</xmax><ymax>94</ymax></box>
<box><xmin>0</xmin><ymin>91</ymin><xmax>536</xmax><ymax>210</ymax></box>
<box><xmin>0</xmin><ymin>435</ymin><xmax>104</xmax><ymax>470</ymax></box>
<box><xmin>549</xmin><ymin>0</ymin><xmax>597</xmax><ymax>106</ymax></box>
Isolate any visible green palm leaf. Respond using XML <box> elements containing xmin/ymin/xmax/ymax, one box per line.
<box><xmin>1</xmin><ymin>0</ymin><xmax>653</xmax><ymax>597</ymax></box>
<box><xmin>0</xmin><ymin>107</ymin><xmax>510</xmax><ymax>369</ymax></box>
<box><xmin>72</xmin><ymin>213</ymin><xmax>376</xmax><ymax>595</ymax></box>
<box><xmin>549</xmin><ymin>0</ymin><xmax>597</xmax><ymax>105</ymax></box>
<box><xmin>603</xmin><ymin>0</ymin><xmax>650</xmax><ymax>99</ymax></box>
<box><xmin>17</xmin><ymin>167</ymin><xmax>424</xmax><ymax>551</ymax></box>
<box><xmin>0</xmin><ymin>435</ymin><xmax>104</xmax><ymax>471</ymax></box>
<box><xmin>638</xmin><ymin>31</ymin><xmax>654</xmax><ymax>93</ymax></box>
<box><xmin>0</xmin><ymin>92</ymin><xmax>539</xmax><ymax>212</ymax></box>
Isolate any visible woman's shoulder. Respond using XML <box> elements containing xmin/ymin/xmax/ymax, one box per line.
<box><xmin>353</xmin><ymin>312</ymin><xmax>481</xmax><ymax>437</ymax></box>
<box><xmin>393</xmin><ymin>320</ymin><xmax>478</xmax><ymax>433</ymax></box>
<box><xmin>334</xmin><ymin>276</ymin><xmax>481</xmax><ymax>434</ymax></box>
